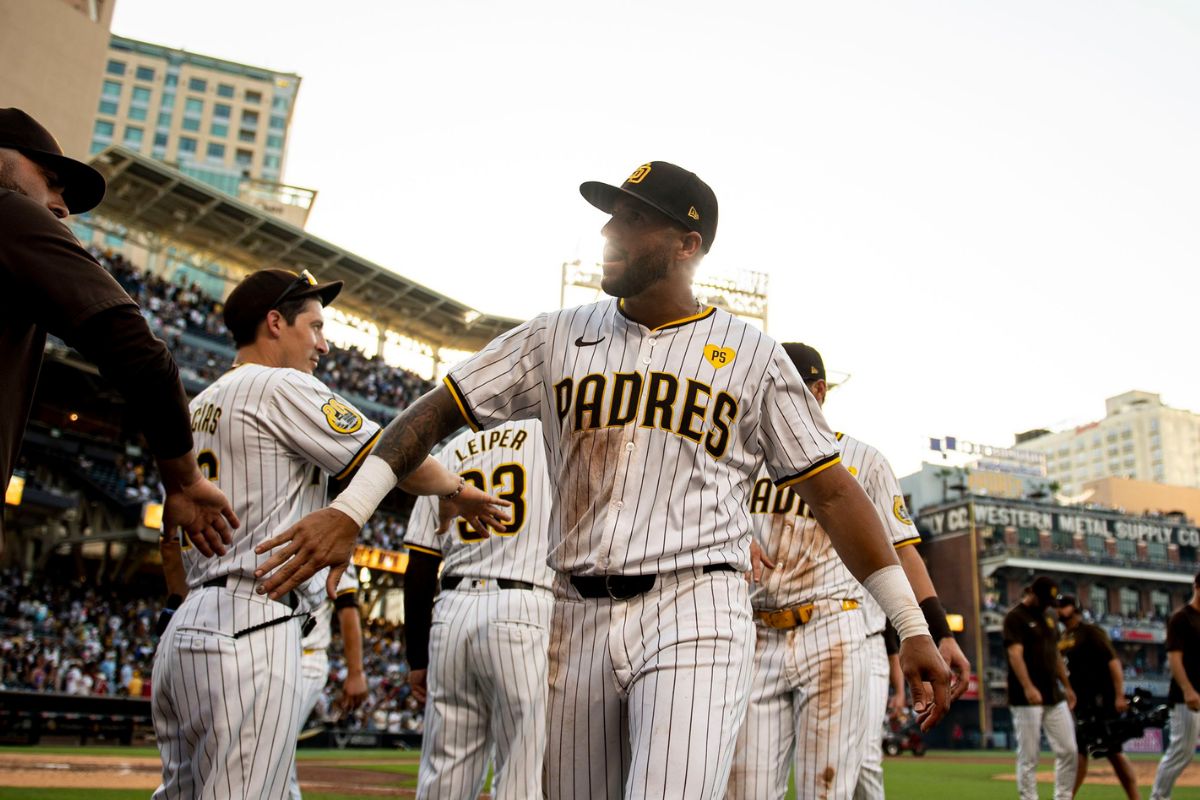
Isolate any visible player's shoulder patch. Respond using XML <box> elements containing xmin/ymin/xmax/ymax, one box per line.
<box><xmin>704</xmin><ymin>343</ymin><xmax>736</xmax><ymax>369</ymax></box>
<box><xmin>893</xmin><ymin>496</ymin><xmax>913</xmax><ymax>526</ymax></box>
<box><xmin>322</xmin><ymin>396</ymin><xmax>363</xmax><ymax>434</ymax></box>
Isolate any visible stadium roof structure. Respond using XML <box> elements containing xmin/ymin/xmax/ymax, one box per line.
<box><xmin>88</xmin><ymin>146</ymin><xmax>521</xmax><ymax>352</ymax></box>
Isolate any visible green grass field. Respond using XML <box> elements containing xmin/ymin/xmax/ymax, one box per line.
<box><xmin>2</xmin><ymin>746</ymin><xmax>1200</xmax><ymax>799</ymax></box>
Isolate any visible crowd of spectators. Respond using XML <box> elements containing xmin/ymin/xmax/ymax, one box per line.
<box><xmin>0</xmin><ymin>569</ymin><xmax>159</xmax><ymax>697</ymax></box>
<box><xmin>312</xmin><ymin>619</ymin><xmax>423</xmax><ymax>734</ymax></box>
<box><xmin>90</xmin><ymin>249</ymin><xmax>436</xmax><ymax>411</ymax></box>
<box><xmin>359</xmin><ymin>512</ymin><xmax>409</xmax><ymax>552</ymax></box>
<box><xmin>0</xmin><ymin>568</ymin><xmax>423</xmax><ymax>732</ymax></box>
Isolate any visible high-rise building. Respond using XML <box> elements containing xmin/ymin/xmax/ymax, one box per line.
<box><xmin>89</xmin><ymin>35</ymin><xmax>300</xmax><ymax>193</ymax></box>
<box><xmin>1019</xmin><ymin>391</ymin><xmax>1200</xmax><ymax>495</ymax></box>
<box><xmin>0</xmin><ymin>0</ymin><xmax>116</xmax><ymax>157</ymax></box>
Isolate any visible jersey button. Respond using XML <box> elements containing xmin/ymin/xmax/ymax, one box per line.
<box><xmin>625</xmin><ymin>442</ymin><xmax>635</xmax><ymax>451</ymax></box>
<box><xmin>642</xmin><ymin>357</ymin><xmax>652</xmax><ymax>365</ymax></box>
<box><xmin>613</xmin><ymin>500</ymin><xmax>624</xmax><ymax>510</ymax></box>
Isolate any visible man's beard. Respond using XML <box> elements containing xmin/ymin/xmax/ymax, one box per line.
<box><xmin>601</xmin><ymin>247</ymin><xmax>671</xmax><ymax>299</ymax></box>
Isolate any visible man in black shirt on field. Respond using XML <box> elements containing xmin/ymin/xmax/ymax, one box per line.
<box><xmin>1150</xmin><ymin>572</ymin><xmax>1200</xmax><ymax>800</ymax></box>
<box><xmin>1058</xmin><ymin>594</ymin><xmax>1138</xmax><ymax>800</ymax></box>
<box><xmin>1005</xmin><ymin>576</ymin><xmax>1077</xmax><ymax>800</ymax></box>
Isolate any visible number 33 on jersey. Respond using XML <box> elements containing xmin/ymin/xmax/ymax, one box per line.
<box><xmin>405</xmin><ymin>419</ymin><xmax>554</xmax><ymax>588</ymax></box>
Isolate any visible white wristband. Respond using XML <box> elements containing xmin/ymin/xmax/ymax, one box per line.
<box><xmin>329</xmin><ymin>455</ymin><xmax>398</xmax><ymax>528</ymax></box>
<box><xmin>862</xmin><ymin>564</ymin><xmax>929</xmax><ymax>642</ymax></box>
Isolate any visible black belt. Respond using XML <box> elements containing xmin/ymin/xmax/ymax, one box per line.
<box><xmin>570</xmin><ymin>564</ymin><xmax>736</xmax><ymax>601</ymax></box>
<box><xmin>202</xmin><ymin>576</ymin><xmax>314</xmax><ymax>638</ymax></box>
<box><xmin>440</xmin><ymin>576</ymin><xmax>536</xmax><ymax>592</ymax></box>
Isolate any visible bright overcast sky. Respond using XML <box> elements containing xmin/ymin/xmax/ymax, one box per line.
<box><xmin>111</xmin><ymin>0</ymin><xmax>1200</xmax><ymax>477</ymax></box>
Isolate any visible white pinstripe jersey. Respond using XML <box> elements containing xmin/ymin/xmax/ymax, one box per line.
<box><xmin>747</xmin><ymin>432</ymin><xmax>920</xmax><ymax>626</ymax></box>
<box><xmin>301</xmin><ymin>569</ymin><xmax>359</xmax><ymax>652</ymax></box>
<box><xmin>181</xmin><ymin>363</ymin><xmax>381</xmax><ymax>609</ymax></box>
<box><xmin>404</xmin><ymin>419</ymin><xmax>554</xmax><ymax>589</ymax></box>
<box><xmin>444</xmin><ymin>299</ymin><xmax>841</xmax><ymax>576</ymax></box>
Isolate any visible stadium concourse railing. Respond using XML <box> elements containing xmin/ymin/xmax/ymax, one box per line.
<box><xmin>0</xmin><ymin>691</ymin><xmax>422</xmax><ymax>750</ymax></box>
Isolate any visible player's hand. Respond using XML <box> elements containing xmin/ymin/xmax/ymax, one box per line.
<box><xmin>1114</xmin><ymin>695</ymin><xmax>1130</xmax><ymax>714</ymax></box>
<box><xmin>938</xmin><ymin>636</ymin><xmax>971</xmax><ymax>702</ymax></box>
<box><xmin>748</xmin><ymin>540</ymin><xmax>775</xmax><ymax>583</ymax></box>
<box><xmin>898</xmin><ymin>634</ymin><xmax>951</xmax><ymax>732</ymax></box>
<box><xmin>340</xmin><ymin>671</ymin><xmax>368</xmax><ymax>711</ymax></box>
<box><xmin>408</xmin><ymin>669</ymin><xmax>428</xmax><ymax>705</ymax></box>
<box><xmin>888</xmin><ymin>691</ymin><xmax>908</xmax><ymax>720</ymax></box>
<box><xmin>1024</xmin><ymin>686</ymin><xmax>1043</xmax><ymax>706</ymax></box>
<box><xmin>1185</xmin><ymin>688</ymin><xmax>1200</xmax><ymax>712</ymax></box>
<box><xmin>253</xmin><ymin>507</ymin><xmax>359</xmax><ymax>601</ymax></box>
<box><xmin>1066</xmin><ymin>687</ymin><xmax>1077</xmax><ymax>711</ymax></box>
<box><xmin>434</xmin><ymin>485</ymin><xmax>512</xmax><ymax>536</ymax></box>
<box><xmin>161</xmin><ymin>467</ymin><xmax>239</xmax><ymax>558</ymax></box>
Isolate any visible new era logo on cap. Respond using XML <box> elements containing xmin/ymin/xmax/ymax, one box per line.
<box><xmin>579</xmin><ymin>161</ymin><xmax>719</xmax><ymax>253</ymax></box>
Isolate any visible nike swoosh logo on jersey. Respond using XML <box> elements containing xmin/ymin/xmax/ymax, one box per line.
<box><xmin>574</xmin><ymin>336</ymin><xmax>605</xmax><ymax>347</ymax></box>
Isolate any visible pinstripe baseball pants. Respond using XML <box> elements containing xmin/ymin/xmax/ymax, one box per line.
<box><xmin>288</xmin><ymin>650</ymin><xmax>330</xmax><ymax>800</ymax></box>
<box><xmin>853</xmin><ymin>633</ymin><xmax>890</xmax><ymax>800</ymax></box>
<box><xmin>545</xmin><ymin>568</ymin><xmax>755</xmax><ymax>800</ymax></box>
<box><xmin>1012</xmin><ymin>701</ymin><xmax>1077</xmax><ymax>800</ymax></box>
<box><xmin>728</xmin><ymin>602</ymin><xmax>869</xmax><ymax>800</ymax></box>
<box><xmin>416</xmin><ymin>584</ymin><xmax>553</xmax><ymax>800</ymax></box>
<box><xmin>151</xmin><ymin>577</ymin><xmax>303</xmax><ymax>800</ymax></box>
<box><xmin>1150</xmin><ymin>703</ymin><xmax>1200</xmax><ymax>800</ymax></box>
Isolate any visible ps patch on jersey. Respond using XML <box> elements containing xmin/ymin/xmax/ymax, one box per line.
<box><xmin>322</xmin><ymin>397</ymin><xmax>363</xmax><ymax>434</ymax></box>
<box><xmin>893</xmin><ymin>496</ymin><xmax>913</xmax><ymax>526</ymax></box>
<box><xmin>704</xmin><ymin>344</ymin><xmax>735</xmax><ymax>369</ymax></box>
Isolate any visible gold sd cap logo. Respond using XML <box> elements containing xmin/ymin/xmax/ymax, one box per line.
<box><xmin>626</xmin><ymin>163</ymin><xmax>652</xmax><ymax>184</ymax></box>
<box><xmin>322</xmin><ymin>397</ymin><xmax>363</xmax><ymax>434</ymax></box>
<box><xmin>704</xmin><ymin>344</ymin><xmax>735</xmax><ymax>369</ymax></box>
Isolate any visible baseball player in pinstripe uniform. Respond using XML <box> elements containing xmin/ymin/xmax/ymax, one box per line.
<box><xmin>288</xmin><ymin>568</ymin><xmax>365</xmax><ymax>800</ymax></box>
<box><xmin>256</xmin><ymin>162</ymin><xmax>951</xmax><ymax>800</ymax></box>
<box><xmin>726</xmin><ymin>344</ymin><xmax>968</xmax><ymax>800</ymax></box>
<box><xmin>402</xmin><ymin>418</ymin><xmax>554</xmax><ymax>800</ymax></box>
<box><xmin>152</xmin><ymin>269</ymin><xmax>509</xmax><ymax>800</ymax></box>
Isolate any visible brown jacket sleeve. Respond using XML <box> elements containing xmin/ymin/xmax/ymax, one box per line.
<box><xmin>0</xmin><ymin>192</ymin><xmax>193</xmax><ymax>459</ymax></box>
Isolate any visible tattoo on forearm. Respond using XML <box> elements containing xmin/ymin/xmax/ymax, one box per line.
<box><xmin>372</xmin><ymin>388</ymin><xmax>462</xmax><ymax>482</ymax></box>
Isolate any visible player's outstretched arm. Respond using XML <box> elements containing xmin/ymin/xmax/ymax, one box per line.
<box><xmin>793</xmin><ymin>465</ymin><xmax>950</xmax><ymax>730</ymax></box>
<box><xmin>254</xmin><ymin>385</ymin><xmax>468</xmax><ymax>599</ymax></box>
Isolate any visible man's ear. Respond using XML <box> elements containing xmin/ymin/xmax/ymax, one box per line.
<box><xmin>678</xmin><ymin>230</ymin><xmax>704</xmax><ymax>260</ymax></box>
<box><xmin>263</xmin><ymin>309</ymin><xmax>285</xmax><ymax>338</ymax></box>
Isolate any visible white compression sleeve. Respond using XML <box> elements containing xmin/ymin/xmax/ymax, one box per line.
<box><xmin>329</xmin><ymin>455</ymin><xmax>397</xmax><ymax>528</ymax></box>
<box><xmin>862</xmin><ymin>564</ymin><xmax>929</xmax><ymax>641</ymax></box>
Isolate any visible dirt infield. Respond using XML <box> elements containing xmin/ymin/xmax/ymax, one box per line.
<box><xmin>0</xmin><ymin>752</ymin><xmax>424</xmax><ymax>796</ymax></box>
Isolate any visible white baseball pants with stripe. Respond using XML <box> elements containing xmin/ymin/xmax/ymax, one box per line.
<box><xmin>727</xmin><ymin>602</ymin><xmax>869</xmax><ymax>800</ymax></box>
<box><xmin>545</xmin><ymin>568</ymin><xmax>754</xmax><ymax>800</ymax></box>
<box><xmin>1150</xmin><ymin>703</ymin><xmax>1200</xmax><ymax>800</ymax></box>
<box><xmin>853</xmin><ymin>633</ymin><xmax>890</xmax><ymax>800</ymax></box>
<box><xmin>152</xmin><ymin>576</ymin><xmax>303</xmax><ymax>800</ymax></box>
<box><xmin>416</xmin><ymin>583</ymin><xmax>552</xmax><ymax>800</ymax></box>
<box><xmin>1011</xmin><ymin>701</ymin><xmax>1077</xmax><ymax>800</ymax></box>
<box><xmin>287</xmin><ymin>650</ymin><xmax>330</xmax><ymax>800</ymax></box>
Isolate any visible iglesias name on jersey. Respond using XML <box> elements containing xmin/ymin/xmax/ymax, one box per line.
<box><xmin>444</xmin><ymin>299</ymin><xmax>840</xmax><ymax>576</ymax></box>
<box><xmin>180</xmin><ymin>363</ymin><xmax>380</xmax><ymax>610</ymax></box>
<box><xmin>405</xmin><ymin>419</ymin><xmax>554</xmax><ymax>590</ymax></box>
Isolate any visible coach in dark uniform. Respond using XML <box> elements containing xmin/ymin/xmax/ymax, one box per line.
<box><xmin>1057</xmin><ymin>594</ymin><xmax>1138</xmax><ymax>800</ymax></box>
<box><xmin>0</xmin><ymin>107</ymin><xmax>236</xmax><ymax>556</ymax></box>
<box><xmin>1150</xmin><ymin>572</ymin><xmax>1200</xmax><ymax>800</ymax></box>
<box><xmin>1005</xmin><ymin>576</ymin><xmax>1077</xmax><ymax>800</ymax></box>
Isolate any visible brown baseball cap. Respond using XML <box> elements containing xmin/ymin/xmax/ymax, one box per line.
<box><xmin>223</xmin><ymin>269</ymin><xmax>342</xmax><ymax>344</ymax></box>
<box><xmin>0</xmin><ymin>108</ymin><xmax>106</xmax><ymax>214</ymax></box>
<box><xmin>580</xmin><ymin>161</ymin><xmax>719</xmax><ymax>253</ymax></box>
